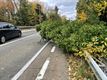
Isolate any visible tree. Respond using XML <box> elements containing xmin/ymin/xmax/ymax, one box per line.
<box><xmin>15</xmin><ymin>0</ymin><xmax>30</xmax><ymax>25</ymax></box>
<box><xmin>47</xmin><ymin>6</ymin><xmax>61</xmax><ymax>20</ymax></box>
<box><xmin>0</xmin><ymin>0</ymin><xmax>15</xmax><ymax>22</ymax></box>
<box><xmin>15</xmin><ymin>0</ymin><xmax>46</xmax><ymax>26</ymax></box>
<box><xmin>99</xmin><ymin>7</ymin><xmax>107</xmax><ymax>22</ymax></box>
<box><xmin>77</xmin><ymin>0</ymin><xmax>107</xmax><ymax>23</ymax></box>
<box><xmin>94</xmin><ymin>1</ymin><xmax>107</xmax><ymax>23</ymax></box>
<box><xmin>35</xmin><ymin>3</ymin><xmax>47</xmax><ymax>23</ymax></box>
<box><xmin>55</xmin><ymin>6</ymin><xmax>58</xmax><ymax>14</ymax></box>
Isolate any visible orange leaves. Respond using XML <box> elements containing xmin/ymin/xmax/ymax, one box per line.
<box><xmin>77</xmin><ymin>11</ymin><xmax>87</xmax><ymax>21</ymax></box>
<box><xmin>0</xmin><ymin>0</ymin><xmax>14</xmax><ymax>12</ymax></box>
<box><xmin>7</xmin><ymin>0</ymin><xmax>14</xmax><ymax>11</ymax></box>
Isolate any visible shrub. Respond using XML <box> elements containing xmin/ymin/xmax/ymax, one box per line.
<box><xmin>38</xmin><ymin>20</ymin><xmax>107</xmax><ymax>57</ymax></box>
<box><xmin>36</xmin><ymin>24</ymin><xmax>41</xmax><ymax>32</ymax></box>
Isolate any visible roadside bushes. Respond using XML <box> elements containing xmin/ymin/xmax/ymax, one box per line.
<box><xmin>36</xmin><ymin>20</ymin><xmax>107</xmax><ymax>57</ymax></box>
<box><xmin>37</xmin><ymin>20</ymin><xmax>63</xmax><ymax>40</ymax></box>
<box><xmin>36</xmin><ymin>25</ymin><xmax>41</xmax><ymax>32</ymax></box>
<box><xmin>77</xmin><ymin>23</ymin><xmax>107</xmax><ymax>57</ymax></box>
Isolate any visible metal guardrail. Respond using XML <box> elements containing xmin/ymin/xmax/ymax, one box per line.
<box><xmin>84</xmin><ymin>51</ymin><xmax>107</xmax><ymax>80</ymax></box>
<box><xmin>17</xmin><ymin>26</ymin><xmax>35</xmax><ymax>29</ymax></box>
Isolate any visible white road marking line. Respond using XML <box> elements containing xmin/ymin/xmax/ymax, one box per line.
<box><xmin>11</xmin><ymin>41</ymin><xmax>50</xmax><ymax>80</ymax></box>
<box><xmin>0</xmin><ymin>34</ymin><xmax>36</xmax><ymax>47</ymax></box>
<box><xmin>35</xmin><ymin>57</ymin><xmax>50</xmax><ymax>80</ymax></box>
<box><xmin>51</xmin><ymin>46</ymin><xmax>56</xmax><ymax>53</ymax></box>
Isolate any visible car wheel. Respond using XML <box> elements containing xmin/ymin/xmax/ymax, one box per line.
<box><xmin>1</xmin><ymin>36</ymin><xmax>6</xmax><ymax>43</ymax></box>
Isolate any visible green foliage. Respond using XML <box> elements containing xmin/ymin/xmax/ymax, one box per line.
<box><xmin>78</xmin><ymin>36</ymin><xmax>107</xmax><ymax>57</ymax></box>
<box><xmin>15</xmin><ymin>0</ymin><xmax>46</xmax><ymax>26</ymax></box>
<box><xmin>0</xmin><ymin>8</ymin><xmax>8</xmax><ymax>21</ymax></box>
<box><xmin>36</xmin><ymin>24</ymin><xmax>41</xmax><ymax>32</ymax></box>
<box><xmin>15</xmin><ymin>0</ymin><xmax>32</xmax><ymax>25</ymax></box>
<box><xmin>76</xmin><ymin>24</ymin><xmax>107</xmax><ymax>57</ymax></box>
<box><xmin>77</xmin><ymin>0</ymin><xmax>107</xmax><ymax>24</ymax></box>
<box><xmin>36</xmin><ymin>0</ymin><xmax>107</xmax><ymax>58</ymax></box>
<box><xmin>39</xmin><ymin>19</ymin><xmax>107</xmax><ymax>57</ymax></box>
<box><xmin>38</xmin><ymin>20</ymin><xmax>63</xmax><ymax>40</ymax></box>
<box><xmin>0</xmin><ymin>8</ymin><xmax>14</xmax><ymax>23</ymax></box>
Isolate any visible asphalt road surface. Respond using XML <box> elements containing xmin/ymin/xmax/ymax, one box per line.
<box><xmin>0</xmin><ymin>29</ymin><xmax>45</xmax><ymax>80</ymax></box>
<box><xmin>0</xmin><ymin>29</ymin><xmax>68</xmax><ymax>80</ymax></box>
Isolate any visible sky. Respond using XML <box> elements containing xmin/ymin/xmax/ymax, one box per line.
<box><xmin>29</xmin><ymin>0</ymin><xmax>78</xmax><ymax>20</ymax></box>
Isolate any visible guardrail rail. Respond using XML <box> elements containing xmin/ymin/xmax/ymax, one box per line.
<box><xmin>84</xmin><ymin>51</ymin><xmax>107</xmax><ymax>80</ymax></box>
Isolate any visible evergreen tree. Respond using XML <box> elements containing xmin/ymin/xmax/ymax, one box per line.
<box><xmin>16</xmin><ymin>0</ymin><xmax>30</xmax><ymax>25</ymax></box>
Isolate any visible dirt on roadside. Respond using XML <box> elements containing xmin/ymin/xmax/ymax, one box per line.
<box><xmin>67</xmin><ymin>55</ymin><xmax>96</xmax><ymax>80</ymax></box>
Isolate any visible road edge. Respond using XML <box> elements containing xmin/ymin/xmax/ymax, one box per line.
<box><xmin>11</xmin><ymin>41</ymin><xmax>50</xmax><ymax>80</ymax></box>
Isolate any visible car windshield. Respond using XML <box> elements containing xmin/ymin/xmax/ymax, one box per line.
<box><xmin>3</xmin><ymin>25</ymin><xmax>10</xmax><ymax>29</ymax></box>
<box><xmin>0</xmin><ymin>23</ymin><xmax>9</xmax><ymax>29</ymax></box>
<box><xmin>0</xmin><ymin>26</ymin><xmax>3</xmax><ymax>29</ymax></box>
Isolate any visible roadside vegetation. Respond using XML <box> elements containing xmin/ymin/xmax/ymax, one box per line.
<box><xmin>68</xmin><ymin>55</ymin><xmax>95</xmax><ymax>80</ymax></box>
<box><xmin>0</xmin><ymin>0</ymin><xmax>46</xmax><ymax>26</ymax></box>
<box><xmin>37</xmin><ymin>0</ymin><xmax>107</xmax><ymax>58</ymax></box>
<box><xmin>36</xmin><ymin>0</ymin><xmax>107</xmax><ymax>79</ymax></box>
<box><xmin>0</xmin><ymin>0</ymin><xmax>107</xmax><ymax>79</ymax></box>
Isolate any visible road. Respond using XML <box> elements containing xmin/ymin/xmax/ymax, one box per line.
<box><xmin>0</xmin><ymin>29</ymin><xmax>45</xmax><ymax>80</ymax></box>
<box><xmin>0</xmin><ymin>29</ymin><xmax>68</xmax><ymax>80</ymax></box>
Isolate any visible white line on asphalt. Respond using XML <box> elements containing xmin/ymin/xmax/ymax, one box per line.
<box><xmin>11</xmin><ymin>41</ymin><xmax>50</xmax><ymax>80</ymax></box>
<box><xmin>0</xmin><ymin>34</ymin><xmax>36</xmax><ymax>47</ymax></box>
<box><xmin>35</xmin><ymin>57</ymin><xmax>50</xmax><ymax>80</ymax></box>
<box><xmin>51</xmin><ymin>46</ymin><xmax>56</xmax><ymax>53</ymax></box>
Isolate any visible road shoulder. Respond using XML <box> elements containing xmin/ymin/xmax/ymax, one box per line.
<box><xmin>43</xmin><ymin>46</ymin><xmax>69</xmax><ymax>80</ymax></box>
<box><xmin>18</xmin><ymin>43</ymin><xmax>69</xmax><ymax>80</ymax></box>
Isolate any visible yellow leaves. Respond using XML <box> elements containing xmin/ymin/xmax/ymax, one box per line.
<box><xmin>0</xmin><ymin>0</ymin><xmax>14</xmax><ymax>12</ymax></box>
<box><xmin>81</xmin><ymin>37</ymin><xmax>107</xmax><ymax>58</ymax></box>
<box><xmin>77</xmin><ymin>0</ymin><xmax>107</xmax><ymax>22</ymax></box>
<box><xmin>101</xmin><ymin>0</ymin><xmax>107</xmax><ymax>7</ymax></box>
<box><xmin>94</xmin><ymin>3</ymin><xmax>103</xmax><ymax>12</ymax></box>
<box><xmin>94</xmin><ymin>1</ymin><xmax>107</xmax><ymax>16</ymax></box>
<box><xmin>78</xmin><ymin>11</ymin><xmax>87</xmax><ymax>21</ymax></box>
<box><xmin>68</xmin><ymin>55</ymin><xmax>95</xmax><ymax>80</ymax></box>
<box><xmin>75</xmin><ymin>51</ymin><xmax>84</xmax><ymax>57</ymax></box>
<box><xmin>31</xmin><ymin>3</ymin><xmax>36</xmax><ymax>10</ymax></box>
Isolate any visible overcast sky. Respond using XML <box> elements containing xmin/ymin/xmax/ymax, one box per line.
<box><xmin>39</xmin><ymin>0</ymin><xmax>78</xmax><ymax>20</ymax></box>
<box><xmin>28</xmin><ymin>0</ymin><xmax>78</xmax><ymax>20</ymax></box>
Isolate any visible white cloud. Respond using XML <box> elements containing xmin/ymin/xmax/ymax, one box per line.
<box><xmin>40</xmin><ymin>0</ymin><xmax>78</xmax><ymax>20</ymax></box>
<box><xmin>60</xmin><ymin>10</ymin><xmax>77</xmax><ymax>20</ymax></box>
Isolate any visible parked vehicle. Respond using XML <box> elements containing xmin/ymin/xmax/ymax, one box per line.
<box><xmin>0</xmin><ymin>22</ymin><xmax>22</xmax><ymax>43</ymax></box>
